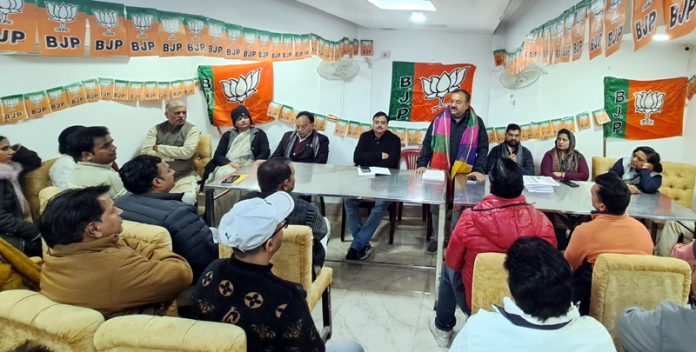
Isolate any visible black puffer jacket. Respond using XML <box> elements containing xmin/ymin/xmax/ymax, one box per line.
<box><xmin>0</xmin><ymin>145</ymin><xmax>41</xmax><ymax>253</ymax></box>
<box><xmin>115</xmin><ymin>192</ymin><xmax>218</xmax><ymax>280</ymax></box>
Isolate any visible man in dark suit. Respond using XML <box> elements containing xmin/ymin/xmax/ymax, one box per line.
<box><xmin>271</xmin><ymin>111</ymin><xmax>329</xmax><ymax>163</ymax></box>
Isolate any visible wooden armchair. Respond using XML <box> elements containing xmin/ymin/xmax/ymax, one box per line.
<box><xmin>219</xmin><ymin>225</ymin><xmax>333</xmax><ymax>340</ymax></box>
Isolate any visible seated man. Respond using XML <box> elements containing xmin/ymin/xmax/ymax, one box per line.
<box><xmin>39</xmin><ymin>185</ymin><xmax>192</xmax><ymax>318</ymax></box>
<box><xmin>655</xmin><ymin>220</ymin><xmax>695</xmax><ymax>257</ymax></box>
<box><xmin>344</xmin><ymin>111</ymin><xmax>400</xmax><ymax>260</ymax></box>
<box><xmin>450</xmin><ymin>237</ymin><xmax>615</xmax><ymax>351</ymax></box>
<box><xmin>67</xmin><ymin>126</ymin><xmax>126</xmax><ymax>199</ymax></box>
<box><xmin>617</xmin><ymin>268</ymin><xmax>696</xmax><ymax>352</ymax></box>
<box><xmin>564</xmin><ymin>172</ymin><xmax>654</xmax><ymax>315</ymax></box>
<box><xmin>241</xmin><ymin>157</ymin><xmax>328</xmax><ymax>271</ymax></box>
<box><xmin>140</xmin><ymin>100</ymin><xmax>201</xmax><ymax>195</ymax></box>
<box><xmin>49</xmin><ymin>125</ymin><xmax>84</xmax><ymax>189</ymax></box>
<box><xmin>485</xmin><ymin>123</ymin><xmax>534</xmax><ymax>175</ymax></box>
<box><xmin>430</xmin><ymin>159</ymin><xmax>556</xmax><ymax>348</ymax></box>
<box><xmin>116</xmin><ymin>155</ymin><xmax>218</xmax><ymax>280</ymax></box>
<box><xmin>192</xmin><ymin>192</ymin><xmax>324</xmax><ymax>350</ymax></box>
<box><xmin>271</xmin><ymin>111</ymin><xmax>329</xmax><ymax>163</ymax></box>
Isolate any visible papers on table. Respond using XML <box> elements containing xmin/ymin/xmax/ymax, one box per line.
<box><xmin>523</xmin><ymin>176</ymin><xmax>559</xmax><ymax>193</ymax></box>
<box><xmin>357</xmin><ymin>166</ymin><xmax>391</xmax><ymax>177</ymax></box>
<box><xmin>422</xmin><ymin>169</ymin><xmax>445</xmax><ymax>182</ymax></box>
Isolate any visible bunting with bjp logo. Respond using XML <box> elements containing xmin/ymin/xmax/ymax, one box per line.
<box><xmin>604</xmin><ymin>0</ymin><xmax>627</xmax><ymax>57</ymax></box>
<box><xmin>663</xmin><ymin>0</ymin><xmax>696</xmax><ymax>40</ymax></box>
<box><xmin>183</xmin><ymin>14</ymin><xmax>208</xmax><ymax>56</ymax></box>
<box><xmin>198</xmin><ymin>62</ymin><xmax>274</xmax><ymax>127</ymax></box>
<box><xmin>158</xmin><ymin>11</ymin><xmax>186</xmax><ymax>57</ymax></box>
<box><xmin>23</xmin><ymin>91</ymin><xmax>51</xmax><ymax>119</ymax></box>
<box><xmin>86</xmin><ymin>1</ymin><xmax>128</xmax><ymax>56</ymax></box>
<box><xmin>125</xmin><ymin>6</ymin><xmax>160</xmax><ymax>56</ymax></box>
<box><xmin>571</xmin><ymin>2</ymin><xmax>587</xmax><ymax>61</ymax></box>
<box><xmin>36</xmin><ymin>0</ymin><xmax>87</xmax><ymax>56</ymax></box>
<box><xmin>589</xmin><ymin>0</ymin><xmax>605</xmax><ymax>59</ymax></box>
<box><xmin>206</xmin><ymin>18</ymin><xmax>227</xmax><ymax>58</ymax></box>
<box><xmin>388</xmin><ymin>61</ymin><xmax>476</xmax><ymax>122</ymax></box>
<box><xmin>0</xmin><ymin>0</ymin><xmax>38</xmax><ymax>53</ymax></box>
<box><xmin>604</xmin><ymin>76</ymin><xmax>687</xmax><ymax>140</ymax></box>
<box><xmin>632</xmin><ymin>0</ymin><xmax>660</xmax><ymax>51</ymax></box>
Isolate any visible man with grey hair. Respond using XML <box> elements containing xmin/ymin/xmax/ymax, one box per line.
<box><xmin>141</xmin><ymin>100</ymin><xmax>201</xmax><ymax>196</ymax></box>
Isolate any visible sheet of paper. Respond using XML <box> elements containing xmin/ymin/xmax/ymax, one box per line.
<box><xmin>422</xmin><ymin>169</ymin><xmax>445</xmax><ymax>182</ymax></box>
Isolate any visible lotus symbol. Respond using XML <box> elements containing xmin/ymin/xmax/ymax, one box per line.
<box><xmin>161</xmin><ymin>18</ymin><xmax>180</xmax><ymax>40</ymax></box>
<box><xmin>46</xmin><ymin>2</ymin><xmax>78</xmax><ymax>32</ymax></box>
<box><xmin>28</xmin><ymin>95</ymin><xmax>44</xmax><ymax>104</ymax></box>
<box><xmin>591</xmin><ymin>1</ymin><xmax>603</xmax><ymax>23</ymax></box>
<box><xmin>574</xmin><ymin>11</ymin><xmax>585</xmax><ymax>35</ymax></box>
<box><xmin>421</xmin><ymin>67</ymin><xmax>468</xmax><ymax>110</ymax></box>
<box><xmin>609</xmin><ymin>0</ymin><xmax>621</xmax><ymax>23</ymax></box>
<box><xmin>208</xmin><ymin>23</ymin><xmax>223</xmax><ymax>42</ymax></box>
<box><xmin>221</xmin><ymin>68</ymin><xmax>261</xmax><ymax>104</ymax></box>
<box><xmin>93</xmin><ymin>9</ymin><xmax>118</xmax><ymax>36</ymax></box>
<box><xmin>66</xmin><ymin>85</ymin><xmax>82</xmax><ymax>94</ymax></box>
<box><xmin>132</xmin><ymin>14</ymin><xmax>153</xmax><ymax>38</ymax></box>
<box><xmin>634</xmin><ymin>90</ymin><xmax>665</xmax><ymax>126</ymax></box>
<box><xmin>271</xmin><ymin>35</ymin><xmax>281</xmax><ymax>48</ymax></box>
<box><xmin>3</xmin><ymin>97</ymin><xmax>19</xmax><ymax>109</ymax></box>
<box><xmin>0</xmin><ymin>0</ymin><xmax>23</xmax><ymax>25</ymax></box>
<box><xmin>114</xmin><ymin>81</ymin><xmax>126</xmax><ymax>90</ymax></box>
<box><xmin>48</xmin><ymin>90</ymin><xmax>64</xmax><ymax>99</ymax></box>
<box><xmin>83</xmin><ymin>81</ymin><xmax>97</xmax><ymax>90</ymax></box>
<box><xmin>186</xmin><ymin>19</ymin><xmax>203</xmax><ymax>39</ymax></box>
<box><xmin>283</xmin><ymin>36</ymin><xmax>292</xmax><ymax>46</ymax></box>
<box><xmin>228</xmin><ymin>28</ymin><xmax>241</xmax><ymax>41</ymax></box>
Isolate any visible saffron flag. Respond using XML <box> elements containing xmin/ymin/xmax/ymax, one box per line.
<box><xmin>125</xmin><ymin>6</ymin><xmax>160</xmax><ymax>57</ymax></box>
<box><xmin>604</xmin><ymin>0</ymin><xmax>627</xmax><ymax>57</ymax></box>
<box><xmin>87</xmin><ymin>1</ymin><xmax>128</xmax><ymax>56</ymax></box>
<box><xmin>388</xmin><ymin>61</ymin><xmax>476</xmax><ymax>122</ymax></box>
<box><xmin>604</xmin><ymin>76</ymin><xmax>687</xmax><ymax>140</ymax></box>
<box><xmin>589</xmin><ymin>0</ymin><xmax>605</xmax><ymax>60</ymax></box>
<box><xmin>37</xmin><ymin>0</ymin><xmax>88</xmax><ymax>56</ymax></box>
<box><xmin>198</xmin><ymin>62</ymin><xmax>273</xmax><ymax>127</ymax></box>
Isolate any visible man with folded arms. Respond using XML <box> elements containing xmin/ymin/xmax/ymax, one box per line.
<box><xmin>40</xmin><ymin>185</ymin><xmax>192</xmax><ymax>318</ymax></box>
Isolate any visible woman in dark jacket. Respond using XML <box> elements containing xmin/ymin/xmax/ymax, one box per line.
<box><xmin>0</xmin><ymin>136</ymin><xmax>42</xmax><ymax>256</ymax></box>
<box><xmin>202</xmin><ymin>105</ymin><xmax>270</xmax><ymax>187</ymax></box>
<box><xmin>609</xmin><ymin>146</ymin><xmax>662</xmax><ymax>194</ymax></box>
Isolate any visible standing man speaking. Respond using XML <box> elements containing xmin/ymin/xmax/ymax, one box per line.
<box><xmin>415</xmin><ymin>88</ymin><xmax>488</xmax><ymax>254</ymax></box>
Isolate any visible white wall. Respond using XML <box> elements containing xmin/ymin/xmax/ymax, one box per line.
<box><xmin>491</xmin><ymin>0</ymin><xmax>696</xmax><ymax>209</ymax></box>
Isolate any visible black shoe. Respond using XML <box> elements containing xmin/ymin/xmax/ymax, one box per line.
<box><xmin>357</xmin><ymin>245</ymin><xmax>374</xmax><ymax>260</ymax></box>
<box><xmin>426</xmin><ymin>240</ymin><xmax>438</xmax><ymax>255</ymax></box>
<box><xmin>346</xmin><ymin>248</ymin><xmax>359</xmax><ymax>260</ymax></box>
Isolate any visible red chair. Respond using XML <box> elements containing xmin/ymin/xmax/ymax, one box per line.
<box><xmin>399</xmin><ymin>148</ymin><xmax>433</xmax><ymax>242</ymax></box>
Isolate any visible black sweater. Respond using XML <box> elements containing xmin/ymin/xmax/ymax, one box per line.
<box><xmin>353</xmin><ymin>130</ymin><xmax>401</xmax><ymax>168</ymax></box>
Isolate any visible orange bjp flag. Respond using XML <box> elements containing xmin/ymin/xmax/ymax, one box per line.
<box><xmin>604</xmin><ymin>0</ymin><xmax>627</xmax><ymax>57</ymax></box>
<box><xmin>604</xmin><ymin>76</ymin><xmax>687</xmax><ymax>140</ymax></box>
<box><xmin>37</xmin><ymin>0</ymin><xmax>87</xmax><ymax>56</ymax></box>
<box><xmin>125</xmin><ymin>6</ymin><xmax>160</xmax><ymax>57</ymax></box>
<box><xmin>632</xmin><ymin>0</ymin><xmax>661</xmax><ymax>51</ymax></box>
<box><xmin>663</xmin><ymin>0</ymin><xmax>696</xmax><ymax>40</ymax></box>
<box><xmin>198</xmin><ymin>62</ymin><xmax>274</xmax><ymax>126</ymax></box>
<box><xmin>388</xmin><ymin>61</ymin><xmax>476</xmax><ymax>122</ymax></box>
<box><xmin>87</xmin><ymin>1</ymin><xmax>128</xmax><ymax>56</ymax></box>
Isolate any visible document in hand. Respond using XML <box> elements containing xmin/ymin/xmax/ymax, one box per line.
<box><xmin>357</xmin><ymin>166</ymin><xmax>391</xmax><ymax>177</ymax></box>
<box><xmin>523</xmin><ymin>176</ymin><xmax>559</xmax><ymax>193</ymax></box>
<box><xmin>422</xmin><ymin>169</ymin><xmax>445</xmax><ymax>182</ymax></box>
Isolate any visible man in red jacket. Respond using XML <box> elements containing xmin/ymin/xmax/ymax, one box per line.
<box><xmin>429</xmin><ymin>159</ymin><xmax>557</xmax><ymax>348</ymax></box>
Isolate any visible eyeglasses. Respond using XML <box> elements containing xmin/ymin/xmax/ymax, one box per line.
<box><xmin>272</xmin><ymin>219</ymin><xmax>289</xmax><ymax>237</ymax></box>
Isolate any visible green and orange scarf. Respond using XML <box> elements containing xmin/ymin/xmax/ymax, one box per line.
<box><xmin>430</xmin><ymin>107</ymin><xmax>480</xmax><ymax>179</ymax></box>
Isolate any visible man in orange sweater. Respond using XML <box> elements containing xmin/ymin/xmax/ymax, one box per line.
<box><xmin>564</xmin><ymin>173</ymin><xmax>654</xmax><ymax>314</ymax></box>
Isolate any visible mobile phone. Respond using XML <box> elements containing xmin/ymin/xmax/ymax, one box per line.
<box><xmin>560</xmin><ymin>179</ymin><xmax>579</xmax><ymax>188</ymax></box>
<box><xmin>222</xmin><ymin>175</ymin><xmax>240</xmax><ymax>184</ymax></box>
<box><xmin>360</xmin><ymin>166</ymin><xmax>371</xmax><ymax>173</ymax></box>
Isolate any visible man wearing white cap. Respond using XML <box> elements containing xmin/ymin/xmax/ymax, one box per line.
<box><xmin>191</xmin><ymin>191</ymin><xmax>322</xmax><ymax>351</ymax></box>
<box><xmin>192</xmin><ymin>192</ymin><xmax>363</xmax><ymax>352</ymax></box>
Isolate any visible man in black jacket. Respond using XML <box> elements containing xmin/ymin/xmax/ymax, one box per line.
<box><xmin>271</xmin><ymin>111</ymin><xmax>329</xmax><ymax>163</ymax></box>
<box><xmin>486</xmin><ymin>123</ymin><xmax>534</xmax><ymax>175</ymax></box>
<box><xmin>344</xmin><ymin>112</ymin><xmax>401</xmax><ymax>260</ymax></box>
<box><xmin>116</xmin><ymin>155</ymin><xmax>218</xmax><ymax>280</ymax></box>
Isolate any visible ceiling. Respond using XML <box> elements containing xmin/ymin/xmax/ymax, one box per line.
<box><xmin>295</xmin><ymin>0</ymin><xmax>517</xmax><ymax>33</ymax></box>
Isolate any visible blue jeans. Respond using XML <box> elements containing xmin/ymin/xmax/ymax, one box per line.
<box><xmin>344</xmin><ymin>198</ymin><xmax>389</xmax><ymax>251</ymax></box>
<box><xmin>435</xmin><ymin>266</ymin><xmax>470</xmax><ymax>331</ymax></box>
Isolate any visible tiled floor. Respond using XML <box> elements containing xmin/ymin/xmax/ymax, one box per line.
<box><xmin>309</xmin><ymin>205</ymin><xmax>467</xmax><ymax>352</ymax></box>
